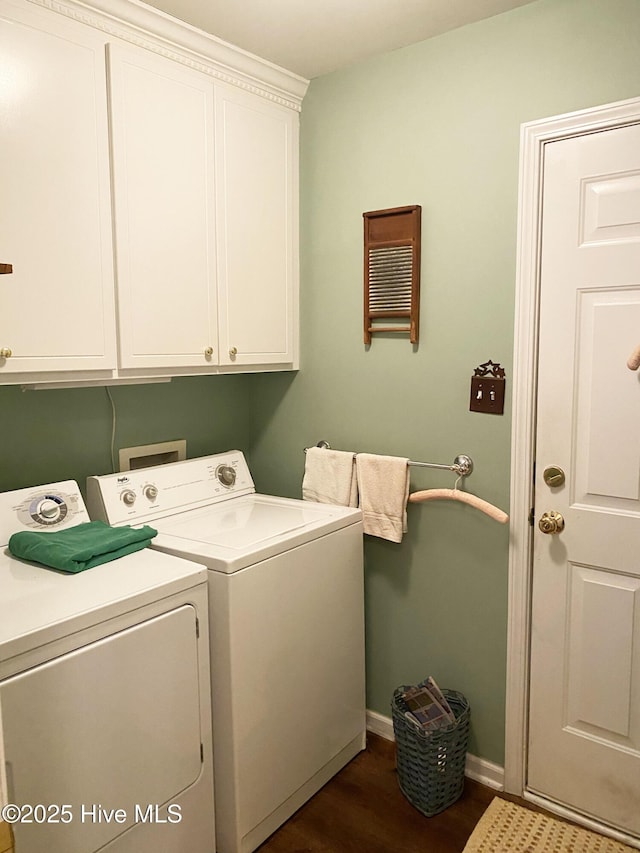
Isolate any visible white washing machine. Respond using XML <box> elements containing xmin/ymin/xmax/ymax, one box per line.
<box><xmin>0</xmin><ymin>480</ymin><xmax>215</xmax><ymax>853</ymax></box>
<box><xmin>87</xmin><ymin>451</ymin><xmax>366</xmax><ymax>853</ymax></box>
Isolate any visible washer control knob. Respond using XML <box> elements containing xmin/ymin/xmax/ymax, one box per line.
<box><xmin>39</xmin><ymin>498</ymin><xmax>60</xmax><ymax>520</ymax></box>
<box><xmin>217</xmin><ymin>465</ymin><xmax>236</xmax><ymax>487</ymax></box>
<box><xmin>121</xmin><ymin>489</ymin><xmax>136</xmax><ymax>506</ymax></box>
<box><xmin>143</xmin><ymin>484</ymin><xmax>158</xmax><ymax>501</ymax></box>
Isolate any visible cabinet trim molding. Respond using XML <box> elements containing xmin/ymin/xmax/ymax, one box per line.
<box><xmin>32</xmin><ymin>0</ymin><xmax>309</xmax><ymax>110</ymax></box>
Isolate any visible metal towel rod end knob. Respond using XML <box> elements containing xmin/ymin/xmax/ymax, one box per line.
<box><xmin>452</xmin><ymin>455</ymin><xmax>473</xmax><ymax>477</ymax></box>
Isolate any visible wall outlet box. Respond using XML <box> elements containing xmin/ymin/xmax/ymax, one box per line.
<box><xmin>119</xmin><ymin>440</ymin><xmax>186</xmax><ymax>471</ymax></box>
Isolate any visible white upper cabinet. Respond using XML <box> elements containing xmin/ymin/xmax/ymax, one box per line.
<box><xmin>0</xmin><ymin>0</ymin><xmax>307</xmax><ymax>386</ymax></box>
<box><xmin>0</xmin><ymin>1</ymin><xmax>116</xmax><ymax>377</ymax></box>
<box><xmin>108</xmin><ymin>44</ymin><xmax>218</xmax><ymax>371</ymax></box>
<box><xmin>215</xmin><ymin>83</ymin><xmax>299</xmax><ymax>368</ymax></box>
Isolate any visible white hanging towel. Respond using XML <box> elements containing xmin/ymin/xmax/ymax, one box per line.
<box><xmin>302</xmin><ymin>447</ymin><xmax>358</xmax><ymax>507</ymax></box>
<box><xmin>356</xmin><ymin>453</ymin><xmax>410</xmax><ymax>543</ymax></box>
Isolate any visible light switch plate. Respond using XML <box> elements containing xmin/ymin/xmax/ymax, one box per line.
<box><xmin>469</xmin><ymin>360</ymin><xmax>506</xmax><ymax>414</ymax></box>
<box><xmin>470</xmin><ymin>377</ymin><xmax>505</xmax><ymax>414</ymax></box>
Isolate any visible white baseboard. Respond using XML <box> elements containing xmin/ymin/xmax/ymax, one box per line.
<box><xmin>366</xmin><ymin>709</ymin><xmax>395</xmax><ymax>741</ymax></box>
<box><xmin>366</xmin><ymin>709</ymin><xmax>504</xmax><ymax>791</ymax></box>
<box><xmin>464</xmin><ymin>753</ymin><xmax>504</xmax><ymax>790</ymax></box>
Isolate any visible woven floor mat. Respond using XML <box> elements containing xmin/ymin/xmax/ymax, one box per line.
<box><xmin>462</xmin><ymin>797</ymin><xmax>637</xmax><ymax>853</ymax></box>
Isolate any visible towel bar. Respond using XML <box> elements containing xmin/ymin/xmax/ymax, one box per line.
<box><xmin>303</xmin><ymin>442</ymin><xmax>473</xmax><ymax>477</ymax></box>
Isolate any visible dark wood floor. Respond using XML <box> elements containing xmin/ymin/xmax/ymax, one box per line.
<box><xmin>257</xmin><ymin>734</ymin><xmax>504</xmax><ymax>853</ymax></box>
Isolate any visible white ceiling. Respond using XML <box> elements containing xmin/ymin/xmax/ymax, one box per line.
<box><xmin>142</xmin><ymin>0</ymin><xmax>539</xmax><ymax>80</ymax></box>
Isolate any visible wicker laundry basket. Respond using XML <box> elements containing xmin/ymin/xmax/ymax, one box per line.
<box><xmin>391</xmin><ymin>684</ymin><xmax>470</xmax><ymax>817</ymax></box>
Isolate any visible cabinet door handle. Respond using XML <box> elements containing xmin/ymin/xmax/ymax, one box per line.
<box><xmin>229</xmin><ymin>347</ymin><xmax>238</xmax><ymax>358</ymax></box>
<box><xmin>204</xmin><ymin>346</ymin><xmax>213</xmax><ymax>358</ymax></box>
<box><xmin>0</xmin><ymin>348</ymin><xmax>12</xmax><ymax>359</ymax></box>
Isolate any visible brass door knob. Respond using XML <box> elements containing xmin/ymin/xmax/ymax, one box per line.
<box><xmin>0</xmin><ymin>348</ymin><xmax>12</xmax><ymax>359</ymax></box>
<box><xmin>538</xmin><ymin>511</ymin><xmax>565</xmax><ymax>535</ymax></box>
<box><xmin>229</xmin><ymin>347</ymin><xmax>238</xmax><ymax>358</ymax></box>
<box><xmin>204</xmin><ymin>346</ymin><xmax>213</xmax><ymax>358</ymax></box>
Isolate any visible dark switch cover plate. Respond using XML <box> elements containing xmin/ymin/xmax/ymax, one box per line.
<box><xmin>469</xmin><ymin>360</ymin><xmax>506</xmax><ymax>415</ymax></box>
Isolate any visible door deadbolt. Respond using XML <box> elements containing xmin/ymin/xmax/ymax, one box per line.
<box><xmin>538</xmin><ymin>511</ymin><xmax>565</xmax><ymax>535</ymax></box>
<box><xmin>543</xmin><ymin>466</ymin><xmax>565</xmax><ymax>488</ymax></box>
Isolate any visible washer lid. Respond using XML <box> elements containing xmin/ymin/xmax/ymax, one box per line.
<box><xmin>155</xmin><ymin>495</ymin><xmax>332</xmax><ymax>547</ymax></box>
<box><xmin>151</xmin><ymin>494</ymin><xmax>362</xmax><ymax>572</ymax></box>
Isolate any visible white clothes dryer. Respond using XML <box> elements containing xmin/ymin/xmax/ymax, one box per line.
<box><xmin>87</xmin><ymin>451</ymin><xmax>366</xmax><ymax>853</ymax></box>
<box><xmin>0</xmin><ymin>480</ymin><xmax>215</xmax><ymax>853</ymax></box>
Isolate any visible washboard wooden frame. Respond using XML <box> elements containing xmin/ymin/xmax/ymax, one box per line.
<box><xmin>363</xmin><ymin>205</ymin><xmax>421</xmax><ymax>344</ymax></box>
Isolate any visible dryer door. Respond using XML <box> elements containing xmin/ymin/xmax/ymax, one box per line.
<box><xmin>0</xmin><ymin>605</ymin><xmax>202</xmax><ymax>853</ymax></box>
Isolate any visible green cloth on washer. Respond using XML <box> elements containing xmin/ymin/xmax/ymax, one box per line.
<box><xmin>8</xmin><ymin>520</ymin><xmax>158</xmax><ymax>574</ymax></box>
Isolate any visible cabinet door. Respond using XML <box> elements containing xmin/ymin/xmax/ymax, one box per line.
<box><xmin>215</xmin><ymin>83</ymin><xmax>299</xmax><ymax>368</ymax></box>
<box><xmin>108</xmin><ymin>44</ymin><xmax>217</xmax><ymax>370</ymax></box>
<box><xmin>0</xmin><ymin>1</ymin><xmax>116</xmax><ymax>376</ymax></box>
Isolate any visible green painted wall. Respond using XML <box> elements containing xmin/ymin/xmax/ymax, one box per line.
<box><xmin>248</xmin><ymin>0</ymin><xmax>640</xmax><ymax>764</ymax></box>
<box><xmin>0</xmin><ymin>375</ymin><xmax>253</xmax><ymax>494</ymax></box>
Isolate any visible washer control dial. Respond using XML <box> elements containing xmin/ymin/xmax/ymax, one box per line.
<box><xmin>143</xmin><ymin>484</ymin><xmax>158</xmax><ymax>501</ymax></box>
<box><xmin>121</xmin><ymin>489</ymin><xmax>137</xmax><ymax>506</ymax></box>
<box><xmin>216</xmin><ymin>464</ymin><xmax>236</xmax><ymax>488</ymax></box>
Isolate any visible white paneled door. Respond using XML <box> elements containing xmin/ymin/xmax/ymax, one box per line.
<box><xmin>528</xmin><ymin>123</ymin><xmax>640</xmax><ymax>836</ymax></box>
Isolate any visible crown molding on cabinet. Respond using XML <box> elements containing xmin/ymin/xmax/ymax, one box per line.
<box><xmin>30</xmin><ymin>0</ymin><xmax>310</xmax><ymax>110</ymax></box>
